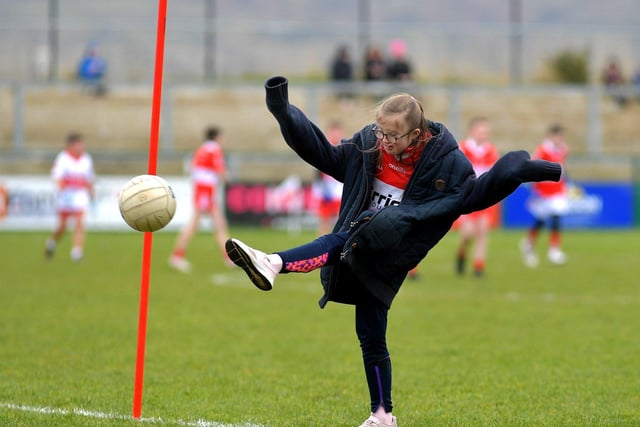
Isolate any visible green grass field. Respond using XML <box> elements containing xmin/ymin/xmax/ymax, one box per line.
<box><xmin>1</xmin><ymin>228</ymin><xmax>639</xmax><ymax>426</ymax></box>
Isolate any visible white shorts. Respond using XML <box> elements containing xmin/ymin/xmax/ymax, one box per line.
<box><xmin>56</xmin><ymin>189</ymin><xmax>90</xmax><ymax>214</ymax></box>
<box><xmin>527</xmin><ymin>194</ymin><xmax>569</xmax><ymax>219</ymax></box>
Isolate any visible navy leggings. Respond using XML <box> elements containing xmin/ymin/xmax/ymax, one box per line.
<box><xmin>276</xmin><ymin>232</ymin><xmax>394</xmax><ymax>413</ymax></box>
<box><xmin>356</xmin><ymin>297</ymin><xmax>393</xmax><ymax>413</ymax></box>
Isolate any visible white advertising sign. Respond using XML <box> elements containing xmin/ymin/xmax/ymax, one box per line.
<box><xmin>0</xmin><ymin>175</ymin><xmax>194</xmax><ymax>231</ymax></box>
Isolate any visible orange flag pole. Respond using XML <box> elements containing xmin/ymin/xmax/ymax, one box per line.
<box><xmin>133</xmin><ymin>0</ymin><xmax>167</xmax><ymax>418</ymax></box>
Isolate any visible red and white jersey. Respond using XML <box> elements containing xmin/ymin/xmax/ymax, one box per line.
<box><xmin>532</xmin><ymin>139</ymin><xmax>569</xmax><ymax>197</ymax></box>
<box><xmin>459</xmin><ymin>138</ymin><xmax>498</xmax><ymax>176</ymax></box>
<box><xmin>191</xmin><ymin>140</ymin><xmax>225</xmax><ymax>187</ymax></box>
<box><xmin>52</xmin><ymin>149</ymin><xmax>94</xmax><ymax>189</ymax></box>
<box><xmin>51</xmin><ymin>149</ymin><xmax>94</xmax><ymax>213</ymax></box>
<box><xmin>370</xmin><ymin>147</ymin><xmax>423</xmax><ymax>211</ymax></box>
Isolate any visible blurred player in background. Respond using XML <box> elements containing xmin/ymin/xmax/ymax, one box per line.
<box><xmin>520</xmin><ymin>123</ymin><xmax>570</xmax><ymax>267</ymax></box>
<box><xmin>455</xmin><ymin>117</ymin><xmax>499</xmax><ymax>277</ymax></box>
<box><xmin>312</xmin><ymin>120</ymin><xmax>344</xmax><ymax>235</ymax></box>
<box><xmin>169</xmin><ymin>126</ymin><xmax>230</xmax><ymax>273</ymax></box>
<box><xmin>45</xmin><ymin>132</ymin><xmax>95</xmax><ymax>261</ymax></box>
<box><xmin>0</xmin><ymin>182</ymin><xmax>8</xmax><ymax>219</ymax></box>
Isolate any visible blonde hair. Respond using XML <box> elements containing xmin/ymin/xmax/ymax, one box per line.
<box><xmin>376</xmin><ymin>93</ymin><xmax>429</xmax><ymax>133</ymax></box>
<box><xmin>372</xmin><ymin>93</ymin><xmax>431</xmax><ymax>165</ymax></box>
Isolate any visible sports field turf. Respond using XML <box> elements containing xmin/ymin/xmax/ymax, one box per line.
<box><xmin>1</xmin><ymin>228</ymin><xmax>638</xmax><ymax>426</ymax></box>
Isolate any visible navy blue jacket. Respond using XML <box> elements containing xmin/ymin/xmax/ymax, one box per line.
<box><xmin>265</xmin><ymin>76</ymin><xmax>561</xmax><ymax>309</ymax></box>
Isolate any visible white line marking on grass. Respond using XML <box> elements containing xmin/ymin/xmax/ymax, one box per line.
<box><xmin>210</xmin><ymin>272</ymin><xmax>259</xmax><ymax>287</ymax></box>
<box><xmin>503</xmin><ymin>292</ymin><xmax>637</xmax><ymax>305</ymax></box>
<box><xmin>0</xmin><ymin>402</ymin><xmax>264</xmax><ymax>427</ymax></box>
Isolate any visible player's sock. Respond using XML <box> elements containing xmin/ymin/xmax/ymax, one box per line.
<box><xmin>276</xmin><ymin>232</ymin><xmax>347</xmax><ymax>273</ymax></box>
<box><xmin>473</xmin><ymin>259</ymin><xmax>485</xmax><ymax>277</ymax></box>
<box><xmin>172</xmin><ymin>248</ymin><xmax>186</xmax><ymax>258</ymax></box>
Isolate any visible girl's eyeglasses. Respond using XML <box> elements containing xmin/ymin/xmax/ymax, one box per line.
<box><xmin>373</xmin><ymin>127</ymin><xmax>412</xmax><ymax>143</ymax></box>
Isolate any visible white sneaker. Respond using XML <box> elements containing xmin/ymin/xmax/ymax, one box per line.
<box><xmin>169</xmin><ymin>255</ymin><xmax>192</xmax><ymax>273</ymax></box>
<box><xmin>225</xmin><ymin>238</ymin><xmax>278</xmax><ymax>291</ymax></box>
<box><xmin>519</xmin><ymin>239</ymin><xmax>539</xmax><ymax>268</ymax></box>
<box><xmin>547</xmin><ymin>247</ymin><xmax>567</xmax><ymax>265</ymax></box>
<box><xmin>359</xmin><ymin>414</ymin><xmax>398</xmax><ymax>427</ymax></box>
<box><xmin>71</xmin><ymin>247</ymin><xmax>83</xmax><ymax>262</ymax></box>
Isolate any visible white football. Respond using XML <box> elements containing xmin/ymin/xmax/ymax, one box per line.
<box><xmin>118</xmin><ymin>174</ymin><xmax>177</xmax><ymax>232</ymax></box>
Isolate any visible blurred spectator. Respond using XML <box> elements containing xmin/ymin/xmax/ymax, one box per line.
<box><xmin>364</xmin><ymin>46</ymin><xmax>387</xmax><ymax>81</ymax></box>
<box><xmin>601</xmin><ymin>59</ymin><xmax>627</xmax><ymax>107</ymax></box>
<box><xmin>330</xmin><ymin>44</ymin><xmax>353</xmax><ymax>82</ymax></box>
<box><xmin>329</xmin><ymin>44</ymin><xmax>354</xmax><ymax>100</ymax></box>
<box><xmin>386</xmin><ymin>39</ymin><xmax>413</xmax><ymax>82</ymax></box>
<box><xmin>77</xmin><ymin>44</ymin><xmax>107</xmax><ymax>96</ymax></box>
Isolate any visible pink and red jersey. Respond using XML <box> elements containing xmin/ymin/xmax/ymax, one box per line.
<box><xmin>191</xmin><ymin>140</ymin><xmax>225</xmax><ymax>212</ymax></box>
<box><xmin>532</xmin><ymin>140</ymin><xmax>569</xmax><ymax>197</ymax></box>
<box><xmin>191</xmin><ymin>141</ymin><xmax>225</xmax><ymax>187</ymax></box>
<box><xmin>459</xmin><ymin>138</ymin><xmax>499</xmax><ymax>176</ymax></box>
<box><xmin>457</xmin><ymin>138</ymin><xmax>500</xmax><ymax>223</ymax></box>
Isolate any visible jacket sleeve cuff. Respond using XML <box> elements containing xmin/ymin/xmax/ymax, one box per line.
<box><xmin>265</xmin><ymin>76</ymin><xmax>289</xmax><ymax>105</ymax></box>
<box><xmin>533</xmin><ymin>160</ymin><xmax>563</xmax><ymax>182</ymax></box>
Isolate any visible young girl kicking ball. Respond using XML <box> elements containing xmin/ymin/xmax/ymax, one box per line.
<box><xmin>226</xmin><ymin>76</ymin><xmax>562</xmax><ymax>427</ymax></box>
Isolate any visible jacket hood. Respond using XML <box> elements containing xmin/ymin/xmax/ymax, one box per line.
<box><xmin>425</xmin><ymin>121</ymin><xmax>460</xmax><ymax>160</ymax></box>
